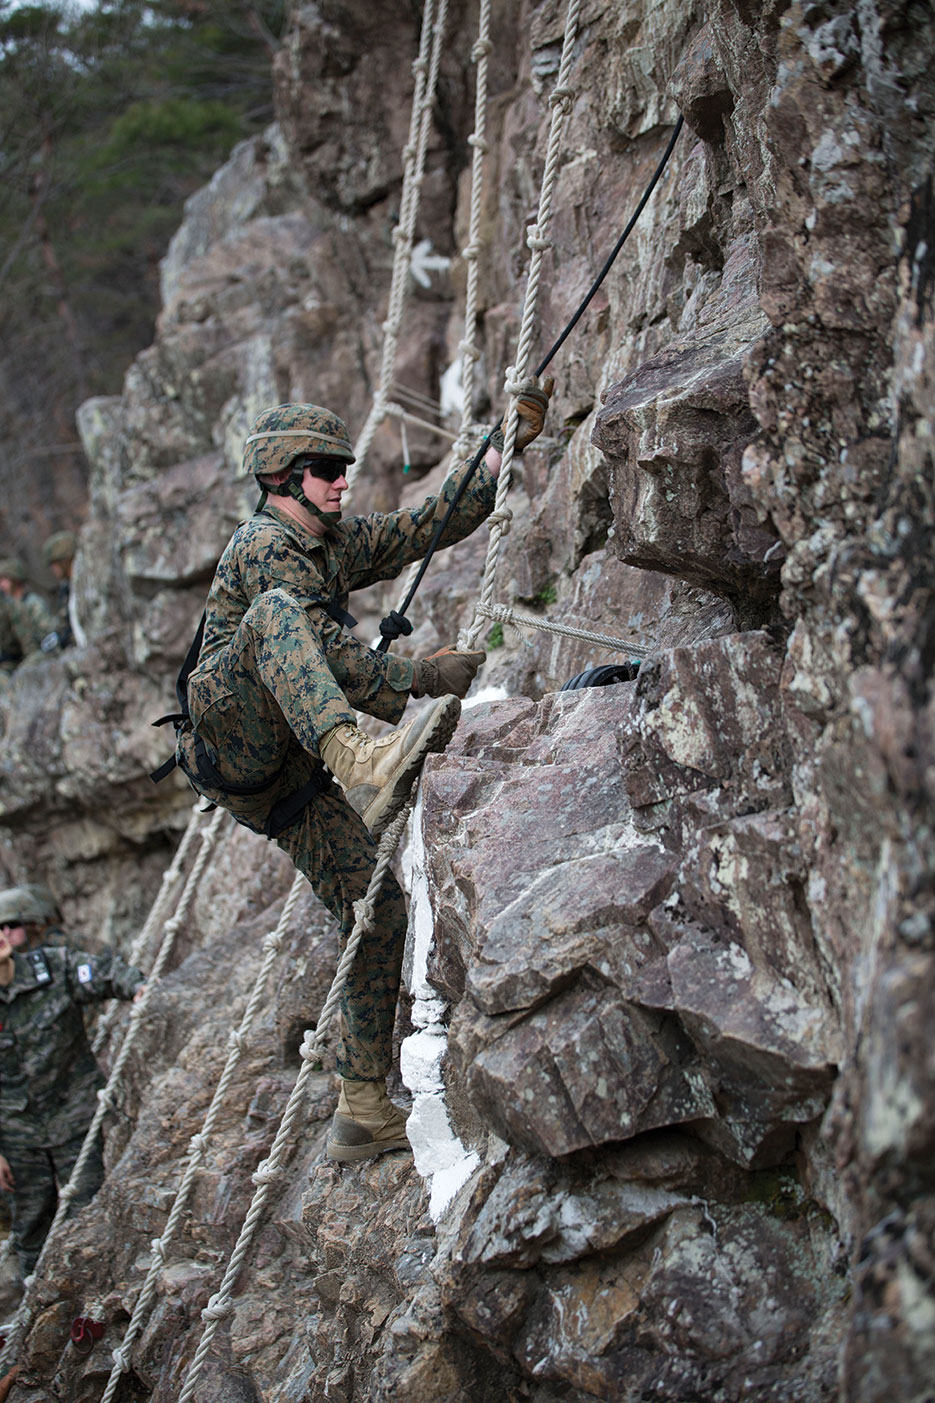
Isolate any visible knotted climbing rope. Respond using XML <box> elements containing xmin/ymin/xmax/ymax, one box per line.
<box><xmin>348</xmin><ymin>0</ymin><xmax>450</xmax><ymax>484</ymax></box>
<box><xmin>174</xmin><ymin>799</ymin><xmax>414</xmax><ymax>1403</ymax></box>
<box><xmin>99</xmin><ymin>867</ymin><xmax>306</xmax><ymax>1403</ymax></box>
<box><xmin>0</xmin><ymin>805</ymin><xmax>228</xmax><ymax>1376</ymax></box>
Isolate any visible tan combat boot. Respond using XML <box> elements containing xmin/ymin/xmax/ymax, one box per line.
<box><xmin>320</xmin><ymin>694</ymin><xmax>461</xmax><ymax>837</ymax></box>
<box><xmin>325</xmin><ymin>1079</ymin><xmax>411</xmax><ymax>1162</ymax></box>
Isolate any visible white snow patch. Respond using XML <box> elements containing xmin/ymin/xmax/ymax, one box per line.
<box><xmin>439</xmin><ymin>357</ymin><xmax>465</xmax><ymax>418</ymax></box>
<box><xmin>400</xmin><ymin>788</ymin><xmax>483</xmax><ymax>1220</ymax></box>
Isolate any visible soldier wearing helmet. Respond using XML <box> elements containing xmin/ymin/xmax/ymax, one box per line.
<box><xmin>0</xmin><ymin>883</ymin><xmax>145</xmax><ymax>1275</ymax></box>
<box><xmin>42</xmin><ymin>531</ymin><xmax>76</xmax><ymax>651</ymax></box>
<box><xmin>0</xmin><ymin>557</ymin><xmax>54</xmax><ymax>663</ymax></box>
<box><xmin>180</xmin><ymin>390</ymin><xmax>550</xmax><ymax>1163</ymax></box>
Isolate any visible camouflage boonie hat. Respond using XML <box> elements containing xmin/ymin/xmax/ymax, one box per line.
<box><xmin>0</xmin><ymin>557</ymin><xmax>26</xmax><ymax>583</ymax></box>
<box><xmin>0</xmin><ymin>882</ymin><xmax>60</xmax><ymax>926</ymax></box>
<box><xmin>43</xmin><ymin>531</ymin><xmax>76</xmax><ymax>565</ymax></box>
<box><xmin>242</xmin><ymin>403</ymin><xmax>356</xmax><ymax>479</ymax></box>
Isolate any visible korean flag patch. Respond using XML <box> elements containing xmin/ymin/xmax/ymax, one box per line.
<box><xmin>77</xmin><ymin>963</ymin><xmax>94</xmax><ymax>985</ymax></box>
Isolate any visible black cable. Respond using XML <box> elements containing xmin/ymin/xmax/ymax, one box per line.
<box><xmin>375</xmin><ymin>114</ymin><xmax>684</xmax><ymax>653</ymax></box>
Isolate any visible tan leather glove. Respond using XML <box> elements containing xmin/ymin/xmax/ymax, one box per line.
<box><xmin>412</xmin><ymin>645</ymin><xmax>486</xmax><ymax>699</ymax></box>
<box><xmin>490</xmin><ymin>376</ymin><xmax>554</xmax><ymax>453</ymax></box>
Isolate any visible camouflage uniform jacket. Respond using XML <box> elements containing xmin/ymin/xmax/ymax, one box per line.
<box><xmin>9</xmin><ymin>590</ymin><xmax>55</xmax><ymax>659</ymax></box>
<box><xmin>0</xmin><ymin>594</ymin><xmax>21</xmax><ymax>671</ymax></box>
<box><xmin>0</xmin><ymin>943</ymin><xmax>143</xmax><ymax>1152</ymax></box>
<box><xmin>192</xmin><ymin>455</ymin><xmax>498</xmax><ymax>726</ymax></box>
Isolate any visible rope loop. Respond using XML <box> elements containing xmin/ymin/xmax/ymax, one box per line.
<box><xmin>466</xmin><ymin>134</ymin><xmax>489</xmax><ymax>154</ymax></box>
<box><xmin>411</xmin><ymin>57</ymin><xmax>428</xmax><ymax>79</ymax></box>
<box><xmin>526</xmin><ymin>223</ymin><xmax>552</xmax><ymax>252</ymax></box>
<box><xmin>262</xmin><ymin>930</ymin><xmax>284</xmax><ymax>954</ymax></box>
<box><xmin>549</xmin><ymin>85</ymin><xmax>575</xmax><ymax>113</ymax></box>
<box><xmin>96</xmin><ymin>1087</ymin><xmax>116</xmax><ymax>1111</ymax></box>
<box><xmin>378</xmin><ymin>609</ymin><xmax>414</xmax><ymax>643</ymax></box>
<box><xmin>202</xmin><ymin>1294</ymin><xmax>233</xmax><ymax>1323</ymax></box>
<box><xmin>471</xmin><ymin>36</ymin><xmax>493</xmax><ymax>59</ymax></box>
<box><xmin>189</xmin><ymin>1132</ymin><xmax>209</xmax><ymax>1158</ymax></box>
<box><xmin>150</xmin><ymin>1238</ymin><xmax>167</xmax><ymax>1264</ymax></box>
<box><xmin>229</xmin><ymin>1028</ymin><xmax>248</xmax><ymax>1053</ymax></box>
<box><xmin>503</xmin><ymin>367</ymin><xmax>528</xmax><ymax>396</ymax></box>
<box><xmin>300</xmin><ymin>1030</ymin><xmax>323</xmax><ymax>1063</ymax></box>
<box><xmin>57</xmin><ymin>1182</ymin><xmax>78</xmax><ymax>1205</ymax></box>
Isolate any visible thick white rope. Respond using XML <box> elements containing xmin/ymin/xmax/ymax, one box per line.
<box><xmin>454</xmin><ymin>0</ymin><xmax>493</xmax><ymax>458</ymax></box>
<box><xmin>349</xmin><ymin>0</ymin><xmax>449</xmax><ymax>485</ymax></box>
<box><xmin>459</xmin><ymin>0</ymin><xmax>581</xmax><ymax>652</ymax></box>
<box><xmin>475</xmin><ymin>602</ymin><xmax>650</xmax><ymax>656</ymax></box>
<box><xmin>175</xmin><ymin>798</ymin><xmax>416</xmax><ymax>1403</ymax></box>
<box><xmin>91</xmin><ymin>803</ymin><xmax>205</xmax><ymax>1057</ymax></box>
<box><xmin>98</xmin><ymin>870</ymin><xmax>306</xmax><ymax>1403</ymax></box>
<box><xmin>0</xmin><ymin>807</ymin><xmax>229</xmax><ymax>1376</ymax></box>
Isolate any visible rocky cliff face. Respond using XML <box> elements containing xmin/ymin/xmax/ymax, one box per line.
<box><xmin>1</xmin><ymin>1</ymin><xmax>932</xmax><ymax>1400</ymax></box>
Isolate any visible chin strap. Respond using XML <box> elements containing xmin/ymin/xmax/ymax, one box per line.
<box><xmin>266</xmin><ymin>467</ymin><xmax>342</xmax><ymax>527</ymax></box>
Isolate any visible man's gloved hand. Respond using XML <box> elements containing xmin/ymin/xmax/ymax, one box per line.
<box><xmin>412</xmin><ymin>645</ymin><xmax>486</xmax><ymax>699</ymax></box>
<box><xmin>491</xmin><ymin>376</ymin><xmax>554</xmax><ymax>454</ymax></box>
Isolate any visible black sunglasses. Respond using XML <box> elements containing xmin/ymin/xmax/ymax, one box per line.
<box><xmin>292</xmin><ymin>455</ymin><xmax>348</xmax><ymax>484</ymax></box>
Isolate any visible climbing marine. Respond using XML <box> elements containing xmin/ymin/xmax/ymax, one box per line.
<box><xmin>172</xmin><ymin>392</ymin><xmax>550</xmax><ymax>1162</ymax></box>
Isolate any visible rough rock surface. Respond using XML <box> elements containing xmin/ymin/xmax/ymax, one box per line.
<box><xmin>0</xmin><ymin>2</ymin><xmax>932</xmax><ymax>1401</ymax></box>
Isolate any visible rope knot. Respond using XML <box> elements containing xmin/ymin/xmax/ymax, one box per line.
<box><xmin>262</xmin><ymin>930</ymin><xmax>284</xmax><ymax>954</ymax></box>
<box><xmin>549</xmin><ymin>85</ymin><xmax>575</xmax><ymax>113</ymax></box>
<box><xmin>471</xmin><ymin>37</ymin><xmax>493</xmax><ymax>60</ymax></box>
<box><xmin>97</xmin><ymin>1087</ymin><xmax>116</xmax><ymax>1111</ymax></box>
<box><xmin>150</xmin><ymin>1238</ymin><xmax>167</xmax><ymax>1263</ymax></box>
<box><xmin>411</xmin><ymin>57</ymin><xmax>428</xmax><ymax>79</ymax></box>
<box><xmin>164</xmin><ymin>916</ymin><xmax>183</xmax><ymax>936</ymax></box>
<box><xmin>391</xmin><ymin>226</ymin><xmax>408</xmax><ymax>247</ymax></box>
<box><xmin>202</xmin><ymin>1294</ymin><xmax>233</xmax><ymax>1323</ymax></box>
<box><xmin>466</xmin><ymin>134</ymin><xmax>489</xmax><ymax>154</ymax></box>
<box><xmin>459</xmin><ymin>339</ymin><xmax>481</xmax><ymax>363</ymax></box>
<box><xmin>378</xmin><ymin>609</ymin><xmax>414</xmax><ymax>643</ymax></box>
<box><xmin>112</xmin><ymin>1345</ymin><xmax>132</xmax><ymax>1372</ymax></box>
<box><xmin>251</xmin><ymin>1158</ymin><xmax>283</xmax><ymax>1186</ymax></box>
<box><xmin>461</xmin><ymin>242</ymin><xmax>481</xmax><ymax>262</ymax></box>
<box><xmin>58</xmin><ymin>1182</ymin><xmax>78</xmax><ymax>1205</ymax></box>
<box><xmin>353</xmin><ymin>897</ymin><xmax>377</xmax><ymax>931</ymax></box>
<box><xmin>300</xmin><ymin>1030</ymin><xmax>323</xmax><ymax>1063</ymax></box>
<box><xmin>487</xmin><ymin>509</ymin><xmax>513</xmax><ymax>535</ymax></box>
<box><xmin>189</xmin><ymin>1132</ymin><xmax>209</xmax><ymax>1158</ymax></box>
<box><xmin>228</xmin><ymin>1028</ymin><xmax>248</xmax><ymax>1053</ymax></box>
<box><xmin>526</xmin><ymin>223</ymin><xmax>552</xmax><ymax>252</ymax></box>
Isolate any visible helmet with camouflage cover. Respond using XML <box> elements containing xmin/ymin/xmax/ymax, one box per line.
<box><xmin>43</xmin><ymin>531</ymin><xmax>76</xmax><ymax>567</ymax></box>
<box><xmin>242</xmin><ymin>403</ymin><xmax>355</xmax><ymax>480</ymax></box>
<box><xmin>0</xmin><ymin>882</ymin><xmax>60</xmax><ymax>927</ymax></box>
<box><xmin>0</xmin><ymin>557</ymin><xmax>26</xmax><ymax>584</ymax></box>
<box><xmin>242</xmin><ymin>403</ymin><xmax>355</xmax><ymax>529</ymax></box>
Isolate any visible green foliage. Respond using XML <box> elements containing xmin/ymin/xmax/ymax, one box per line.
<box><xmin>533</xmin><ymin>582</ymin><xmax>557</xmax><ymax>606</ymax></box>
<box><xmin>0</xmin><ymin>0</ymin><xmax>287</xmax><ymax>505</ymax></box>
<box><xmin>486</xmin><ymin>623</ymin><xmax>505</xmax><ymax>649</ymax></box>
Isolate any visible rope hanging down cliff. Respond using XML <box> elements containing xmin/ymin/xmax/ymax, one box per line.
<box><xmin>0</xmin><ymin>806</ymin><xmax>228</xmax><ymax>1378</ymax></box>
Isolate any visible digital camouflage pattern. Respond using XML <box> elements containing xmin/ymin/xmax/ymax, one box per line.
<box><xmin>184</xmin><ymin>451</ymin><xmax>497</xmax><ymax>1080</ymax></box>
<box><xmin>242</xmin><ymin>402</ymin><xmax>356</xmax><ymax>481</ymax></box>
<box><xmin>0</xmin><ymin>941</ymin><xmax>143</xmax><ymax>1271</ymax></box>
<box><xmin>0</xmin><ymin>593</ymin><xmax>20</xmax><ymax>672</ymax></box>
<box><xmin>8</xmin><ymin>589</ymin><xmax>54</xmax><ymax>659</ymax></box>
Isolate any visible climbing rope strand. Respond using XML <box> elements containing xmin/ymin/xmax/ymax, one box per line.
<box><xmin>175</xmin><ymin>799</ymin><xmax>415</xmax><ymax>1403</ymax></box>
<box><xmin>91</xmin><ymin>803</ymin><xmax>205</xmax><ymax>1057</ymax></box>
<box><xmin>349</xmin><ymin>0</ymin><xmax>449</xmax><ymax>485</ymax></box>
<box><xmin>474</xmin><ymin>602</ymin><xmax>651</xmax><ymax>656</ymax></box>
<box><xmin>0</xmin><ymin>807</ymin><xmax>229</xmax><ymax>1378</ymax></box>
<box><xmin>98</xmin><ymin>870</ymin><xmax>306</xmax><ymax>1403</ymax></box>
<box><xmin>459</xmin><ymin>0</ymin><xmax>581</xmax><ymax>650</ymax></box>
<box><xmin>455</xmin><ymin>0</ymin><xmax>492</xmax><ymax>458</ymax></box>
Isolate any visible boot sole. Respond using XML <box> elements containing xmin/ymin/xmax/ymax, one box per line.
<box><xmin>361</xmin><ymin>695</ymin><xmax>461</xmax><ymax>838</ymax></box>
<box><xmin>325</xmin><ymin>1135</ymin><xmax>412</xmax><ymax>1163</ymax></box>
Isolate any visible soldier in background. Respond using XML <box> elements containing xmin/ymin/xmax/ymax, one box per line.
<box><xmin>41</xmin><ymin>531</ymin><xmax>76</xmax><ymax>651</ymax></box>
<box><xmin>0</xmin><ymin>885</ymin><xmax>145</xmax><ymax>1277</ymax></box>
<box><xmin>0</xmin><ymin>559</ymin><xmax>54</xmax><ymax>663</ymax></box>
<box><xmin>0</xmin><ymin>595</ymin><xmax>21</xmax><ymax>681</ymax></box>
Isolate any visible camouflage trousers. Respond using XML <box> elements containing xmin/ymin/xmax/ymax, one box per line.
<box><xmin>186</xmin><ymin>592</ymin><xmax>408</xmax><ymax>1083</ymax></box>
<box><xmin>5</xmin><ymin>1130</ymin><xmax>104</xmax><ymax>1275</ymax></box>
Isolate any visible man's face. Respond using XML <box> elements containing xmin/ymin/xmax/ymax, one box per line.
<box><xmin>0</xmin><ymin>578</ymin><xmax>11</xmax><ymax>595</ymax></box>
<box><xmin>301</xmin><ymin>460</ymin><xmax>348</xmax><ymax>519</ymax></box>
<box><xmin>0</xmin><ymin>924</ymin><xmax>26</xmax><ymax>957</ymax></box>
